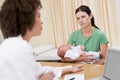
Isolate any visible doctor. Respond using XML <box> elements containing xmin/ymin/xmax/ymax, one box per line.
<box><xmin>0</xmin><ymin>0</ymin><xmax>84</xmax><ymax>80</ymax></box>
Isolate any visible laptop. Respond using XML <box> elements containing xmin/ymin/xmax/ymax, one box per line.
<box><xmin>88</xmin><ymin>47</ymin><xmax>120</xmax><ymax>80</ymax></box>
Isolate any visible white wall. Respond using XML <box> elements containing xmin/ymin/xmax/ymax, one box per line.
<box><xmin>0</xmin><ymin>0</ymin><xmax>5</xmax><ymax>44</ymax></box>
<box><xmin>0</xmin><ymin>0</ymin><xmax>54</xmax><ymax>48</ymax></box>
<box><xmin>0</xmin><ymin>0</ymin><xmax>4</xmax><ymax>9</ymax></box>
<box><xmin>29</xmin><ymin>0</ymin><xmax>55</xmax><ymax>48</ymax></box>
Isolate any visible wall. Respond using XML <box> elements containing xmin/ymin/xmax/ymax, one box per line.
<box><xmin>0</xmin><ymin>0</ymin><xmax>4</xmax><ymax>9</ymax></box>
<box><xmin>29</xmin><ymin>0</ymin><xmax>54</xmax><ymax>48</ymax></box>
<box><xmin>0</xmin><ymin>0</ymin><xmax>54</xmax><ymax>48</ymax></box>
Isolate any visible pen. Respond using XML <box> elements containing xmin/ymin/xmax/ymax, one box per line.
<box><xmin>69</xmin><ymin>77</ymin><xmax>75</xmax><ymax>80</ymax></box>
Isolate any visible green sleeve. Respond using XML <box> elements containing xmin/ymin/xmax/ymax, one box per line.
<box><xmin>67</xmin><ymin>32</ymin><xmax>75</xmax><ymax>45</ymax></box>
<box><xmin>99</xmin><ymin>32</ymin><xmax>109</xmax><ymax>44</ymax></box>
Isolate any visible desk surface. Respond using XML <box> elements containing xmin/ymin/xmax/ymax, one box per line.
<box><xmin>40</xmin><ymin>62</ymin><xmax>104</xmax><ymax>80</ymax></box>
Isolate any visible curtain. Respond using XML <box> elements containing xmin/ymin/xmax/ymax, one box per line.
<box><xmin>45</xmin><ymin>0</ymin><xmax>120</xmax><ymax>47</ymax></box>
<box><xmin>1</xmin><ymin>0</ymin><xmax>119</xmax><ymax>47</ymax></box>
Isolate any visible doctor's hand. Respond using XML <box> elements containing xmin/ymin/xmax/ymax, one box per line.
<box><xmin>39</xmin><ymin>72</ymin><xmax>55</xmax><ymax>80</ymax></box>
<box><xmin>62</xmin><ymin>64</ymin><xmax>85</xmax><ymax>75</ymax></box>
<box><xmin>70</xmin><ymin>64</ymin><xmax>85</xmax><ymax>73</ymax></box>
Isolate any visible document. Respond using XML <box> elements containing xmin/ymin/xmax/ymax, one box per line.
<box><xmin>64</xmin><ymin>74</ymin><xmax>84</xmax><ymax>80</ymax></box>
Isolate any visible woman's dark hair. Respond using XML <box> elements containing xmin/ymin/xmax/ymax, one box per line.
<box><xmin>75</xmin><ymin>5</ymin><xmax>99</xmax><ymax>29</ymax></box>
<box><xmin>0</xmin><ymin>0</ymin><xmax>42</xmax><ymax>38</ymax></box>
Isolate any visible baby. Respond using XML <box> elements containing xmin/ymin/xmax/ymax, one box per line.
<box><xmin>57</xmin><ymin>44</ymin><xmax>100</xmax><ymax>64</ymax></box>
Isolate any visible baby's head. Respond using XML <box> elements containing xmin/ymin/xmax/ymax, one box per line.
<box><xmin>57</xmin><ymin>44</ymin><xmax>71</xmax><ymax>58</ymax></box>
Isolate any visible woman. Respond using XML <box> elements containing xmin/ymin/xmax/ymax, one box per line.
<box><xmin>60</xmin><ymin>5</ymin><xmax>109</xmax><ymax>64</ymax></box>
<box><xmin>0</xmin><ymin>0</ymin><xmax>84</xmax><ymax>80</ymax></box>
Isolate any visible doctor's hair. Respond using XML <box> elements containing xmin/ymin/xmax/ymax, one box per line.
<box><xmin>0</xmin><ymin>0</ymin><xmax>42</xmax><ymax>38</ymax></box>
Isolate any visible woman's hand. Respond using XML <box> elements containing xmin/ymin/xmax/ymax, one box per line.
<box><xmin>76</xmin><ymin>53</ymin><xmax>95</xmax><ymax>63</ymax></box>
<box><xmin>39</xmin><ymin>72</ymin><xmax>55</xmax><ymax>80</ymax></box>
<box><xmin>94</xmin><ymin>58</ymin><xmax>105</xmax><ymax>65</ymax></box>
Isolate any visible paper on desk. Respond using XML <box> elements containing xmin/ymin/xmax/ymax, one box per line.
<box><xmin>64</xmin><ymin>74</ymin><xmax>84</xmax><ymax>80</ymax></box>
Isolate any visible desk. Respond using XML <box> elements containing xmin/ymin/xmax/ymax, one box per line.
<box><xmin>40</xmin><ymin>62</ymin><xmax>104</xmax><ymax>80</ymax></box>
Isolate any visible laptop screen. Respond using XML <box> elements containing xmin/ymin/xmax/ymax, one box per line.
<box><xmin>103</xmin><ymin>47</ymin><xmax>120</xmax><ymax>80</ymax></box>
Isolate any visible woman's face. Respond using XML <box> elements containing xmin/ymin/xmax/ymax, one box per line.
<box><xmin>76</xmin><ymin>11</ymin><xmax>92</xmax><ymax>28</ymax></box>
<box><xmin>32</xmin><ymin>10</ymin><xmax>43</xmax><ymax>36</ymax></box>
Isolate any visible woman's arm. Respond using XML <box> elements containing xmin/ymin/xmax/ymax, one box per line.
<box><xmin>95</xmin><ymin>43</ymin><xmax>108</xmax><ymax>64</ymax></box>
<box><xmin>61</xmin><ymin>57</ymin><xmax>76</xmax><ymax>63</ymax></box>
